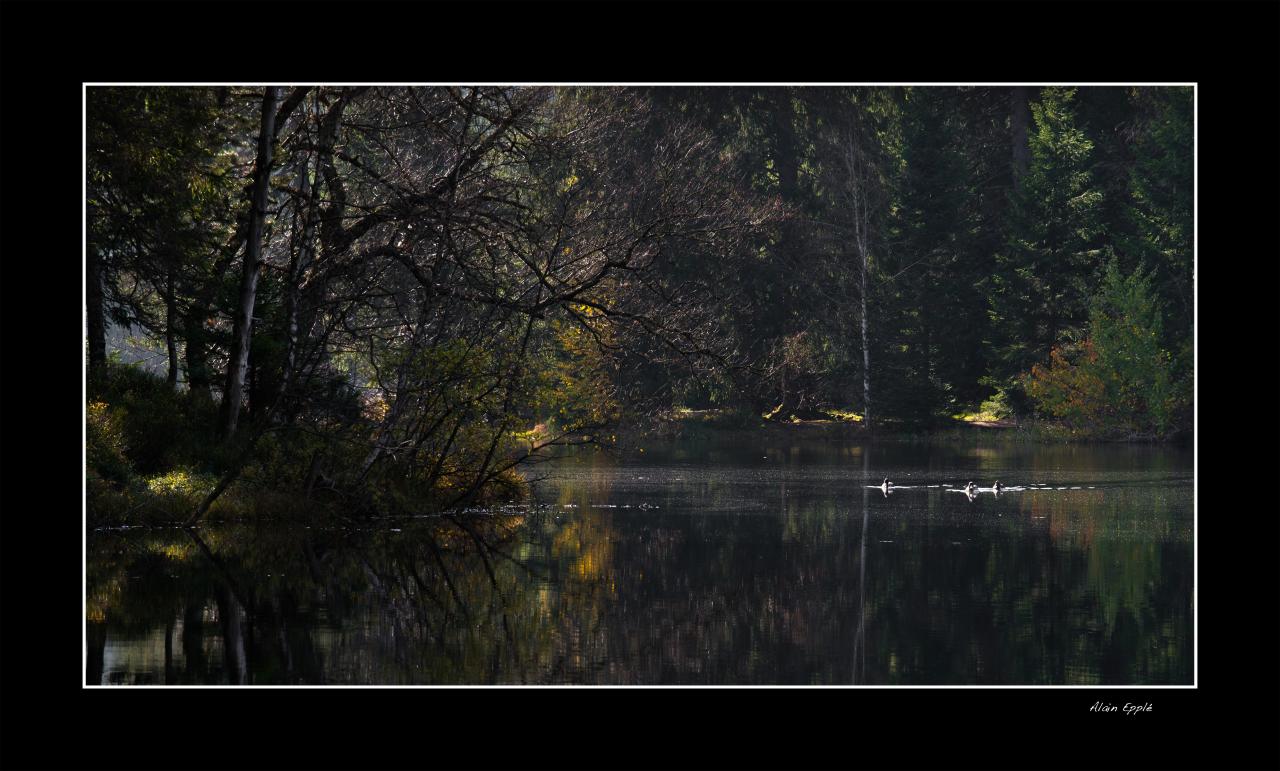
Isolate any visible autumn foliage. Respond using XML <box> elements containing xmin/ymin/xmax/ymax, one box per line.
<box><xmin>1025</xmin><ymin>261</ymin><xmax>1188</xmax><ymax>439</ymax></box>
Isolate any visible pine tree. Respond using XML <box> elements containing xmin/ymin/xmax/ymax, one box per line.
<box><xmin>990</xmin><ymin>87</ymin><xmax>1107</xmax><ymax>409</ymax></box>
<box><xmin>883</xmin><ymin>87</ymin><xmax>1003</xmax><ymax>421</ymax></box>
<box><xmin>1120</xmin><ymin>87</ymin><xmax>1193</xmax><ymax>351</ymax></box>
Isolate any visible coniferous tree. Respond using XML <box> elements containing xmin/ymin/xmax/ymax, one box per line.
<box><xmin>86</xmin><ymin>87</ymin><xmax>238</xmax><ymax>382</ymax></box>
<box><xmin>1120</xmin><ymin>87</ymin><xmax>1194</xmax><ymax>350</ymax></box>
<box><xmin>881</xmin><ymin>88</ymin><xmax>998</xmax><ymax>422</ymax></box>
<box><xmin>989</xmin><ymin>87</ymin><xmax>1106</xmax><ymax>410</ymax></box>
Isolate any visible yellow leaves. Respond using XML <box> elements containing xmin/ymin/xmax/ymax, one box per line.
<box><xmin>559</xmin><ymin>173</ymin><xmax>580</xmax><ymax>193</ymax></box>
<box><xmin>146</xmin><ymin>469</ymin><xmax>198</xmax><ymax>496</ymax></box>
<box><xmin>87</xmin><ymin>400</ymin><xmax>130</xmax><ymax>479</ymax></box>
<box><xmin>88</xmin><ymin>400</ymin><xmax>125</xmax><ymax>436</ymax></box>
<box><xmin>363</xmin><ymin>393</ymin><xmax>390</xmax><ymax>422</ymax></box>
<box><xmin>144</xmin><ymin>469</ymin><xmax>218</xmax><ymax>513</ymax></box>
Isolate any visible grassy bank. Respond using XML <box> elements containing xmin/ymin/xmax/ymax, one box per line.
<box><xmin>622</xmin><ymin>407</ymin><xmax>1188</xmax><ymax>446</ymax></box>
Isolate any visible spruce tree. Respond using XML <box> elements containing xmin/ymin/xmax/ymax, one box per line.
<box><xmin>989</xmin><ymin>87</ymin><xmax>1107</xmax><ymax>409</ymax></box>
<box><xmin>1120</xmin><ymin>87</ymin><xmax>1194</xmax><ymax>351</ymax></box>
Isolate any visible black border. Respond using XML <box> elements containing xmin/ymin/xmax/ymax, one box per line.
<box><xmin>3</xmin><ymin>1</ymin><xmax>1278</xmax><ymax>770</ymax></box>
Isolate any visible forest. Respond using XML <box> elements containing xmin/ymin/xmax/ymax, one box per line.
<box><xmin>86</xmin><ymin>85</ymin><xmax>1194</xmax><ymax>523</ymax></box>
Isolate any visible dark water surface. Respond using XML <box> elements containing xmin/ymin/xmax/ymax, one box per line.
<box><xmin>86</xmin><ymin>439</ymin><xmax>1194</xmax><ymax>685</ymax></box>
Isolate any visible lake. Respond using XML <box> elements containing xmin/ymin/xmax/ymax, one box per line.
<box><xmin>85</xmin><ymin>437</ymin><xmax>1194</xmax><ymax>685</ymax></box>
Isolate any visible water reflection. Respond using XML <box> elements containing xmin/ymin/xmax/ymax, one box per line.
<box><xmin>86</xmin><ymin>440</ymin><xmax>1193</xmax><ymax>685</ymax></box>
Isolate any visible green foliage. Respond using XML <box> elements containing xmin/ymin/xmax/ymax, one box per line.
<box><xmin>1026</xmin><ymin>261</ymin><xmax>1186</xmax><ymax>438</ymax></box>
<box><xmin>1088</xmin><ymin>261</ymin><xmax>1187</xmax><ymax>435</ymax></box>
<box><xmin>87</xmin><ymin>400</ymin><xmax>131</xmax><ymax>486</ymax></box>
<box><xmin>991</xmin><ymin>87</ymin><xmax>1107</xmax><ymax>396</ymax></box>
<box><xmin>87</xmin><ymin>87</ymin><xmax>238</xmax><ymax>336</ymax></box>
<box><xmin>89</xmin><ymin>363</ymin><xmax>219</xmax><ymax>474</ymax></box>
<box><xmin>976</xmin><ymin>390</ymin><xmax>1014</xmax><ymax>422</ymax></box>
<box><xmin>145</xmin><ymin>468</ymin><xmax>218</xmax><ymax>507</ymax></box>
<box><xmin>534</xmin><ymin>317</ymin><xmax>620</xmax><ymax>431</ymax></box>
<box><xmin>1119</xmin><ymin>87</ymin><xmax>1194</xmax><ymax>354</ymax></box>
<box><xmin>85</xmin><ymin>86</ymin><xmax>1198</xmax><ymax>533</ymax></box>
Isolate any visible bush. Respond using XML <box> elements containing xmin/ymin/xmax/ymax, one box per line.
<box><xmin>977</xmin><ymin>390</ymin><xmax>1014</xmax><ymax>421</ymax></box>
<box><xmin>1025</xmin><ymin>261</ymin><xmax>1188</xmax><ymax>438</ymax></box>
<box><xmin>87</xmin><ymin>400</ymin><xmax>132</xmax><ymax>485</ymax></box>
<box><xmin>1025</xmin><ymin>340</ymin><xmax>1108</xmax><ymax>431</ymax></box>
<box><xmin>88</xmin><ymin>362</ymin><xmax>218</xmax><ymax>474</ymax></box>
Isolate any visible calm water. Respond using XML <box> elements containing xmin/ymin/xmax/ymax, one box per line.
<box><xmin>86</xmin><ymin>438</ymin><xmax>1194</xmax><ymax>685</ymax></box>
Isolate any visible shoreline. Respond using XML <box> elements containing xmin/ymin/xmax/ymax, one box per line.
<box><xmin>622</xmin><ymin>411</ymin><xmax>1191</xmax><ymax>446</ymax></box>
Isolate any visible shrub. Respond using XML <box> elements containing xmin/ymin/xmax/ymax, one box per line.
<box><xmin>1025</xmin><ymin>341</ymin><xmax>1108</xmax><ymax>431</ymax></box>
<box><xmin>1025</xmin><ymin>261</ymin><xmax>1188</xmax><ymax>438</ymax></box>
<box><xmin>87</xmin><ymin>400</ymin><xmax>132</xmax><ymax>485</ymax></box>
<box><xmin>88</xmin><ymin>362</ymin><xmax>218</xmax><ymax>473</ymax></box>
<box><xmin>142</xmin><ymin>468</ymin><xmax>218</xmax><ymax>517</ymax></box>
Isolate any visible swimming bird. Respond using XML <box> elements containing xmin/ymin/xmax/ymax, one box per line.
<box><xmin>881</xmin><ymin>478</ymin><xmax>893</xmax><ymax>490</ymax></box>
<box><xmin>965</xmin><ymin>481</ymin><xmax>976</xmax><ymax>493</ymax></box>
<box><xmin>993</xmin><ymin>480</ymin><xmax>1004</xmax><ymax>492</ymax></box>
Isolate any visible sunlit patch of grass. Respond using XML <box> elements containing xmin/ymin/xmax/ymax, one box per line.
<box><xmin>825</xmin><ymin>409</ymin><xmax>863</xmax><ymax>422</ymax></box>
<box><xmin>124</xmin><ymin>468</ymin><xmax>223</xmax><ymax>522</ymax></box>
<box><xmin>955</xmin><ymin>410</ymin><xmax>1002</xmax><ymax>423</ymax></box>
<box><xmin>145</xmin><ymin>468</ymin><xmax>211</xmax><ymax>497</ymax></box>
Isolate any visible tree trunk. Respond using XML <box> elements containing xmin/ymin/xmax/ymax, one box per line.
<box><xmin>771</xmin><ymin>89</ymin><xmax>800</xmax><ymax>203</ymax></box>
<box><xmin>838</xmin><ymin>113</ymin><xmax>875</xmax><ymax>430</ymax></box>
<box><xmin>1011</xmin><ymin>86</ymin><xmax>1032</xmax><ymax>189</ymax></box>
<box><xmin>860</xmin><ymin>245</ymin><xmax>871</xmax><ymax>428</ymax></box>
<box><xmin>184</xmin><ymin>314</ymin><xmax>212</xmax><ymax>401</ymax></box>
<box><xmin>87</xmin><ymin>244</ymin><xmax>107</xmax><ymax>373</ymax></box>
<box><xmin>221</xmin><ymin>86</ymin><xmax>280</xmax><ymax>440</ymax></box>
<box><xmin>247</xmin><ymin>332</ymin><xmax>259</xmax><ymax>419</ymax></box>
<box><xmin>771</xmin><ymin>89</ymin><xmax>803</xmax><ymax>270</ymax></box>
<box><xmin>165</xmin><ymin>270</ymin><xmax>179</xmax><ymax>390</ymax></box>
<box><xmin>852</xmin><ymin>138</ymin><xmax>872</xmax><ymax>428</ymax></box>
<box><xmin>275</xmin><ymin>148</ymin><xmax>320</xmax><ymax>420</ymax></box>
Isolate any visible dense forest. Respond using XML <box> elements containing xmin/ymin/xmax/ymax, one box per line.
<box><xmin>86</xmin><ymin>85</ymin><xmax>1193</xmax><ymax>522</ymax></box>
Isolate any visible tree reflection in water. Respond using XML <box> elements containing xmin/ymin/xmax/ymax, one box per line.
<box><xmin>86</xmin><ymin>444</ymin><xmax>1193</xmax><ymax>685</ymax></box>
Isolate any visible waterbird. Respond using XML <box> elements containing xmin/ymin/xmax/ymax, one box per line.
<box><xmin>993</xmin><ymin>480</ymin><xmax>1004</xmax><ymax>492</ymax></box>
<box><xmin>881</xmin><ymin>478</ymin><xmax>893</xmax><ymax>490</ymax></box>
<box><xmin>965</xmin><ymin>481</ymin><xmax>976</xmax><ymax>493</ymax></box>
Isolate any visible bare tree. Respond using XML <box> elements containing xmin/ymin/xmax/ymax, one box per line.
<box><xmin>181</xmin><ymin>87</ymin><xmax>775</xmax><ymax>523</ymax></box>
<box><xmin>221</xmin><ymin>86</ymin><xmax>281</xmax><ymax>439</ymax></box>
